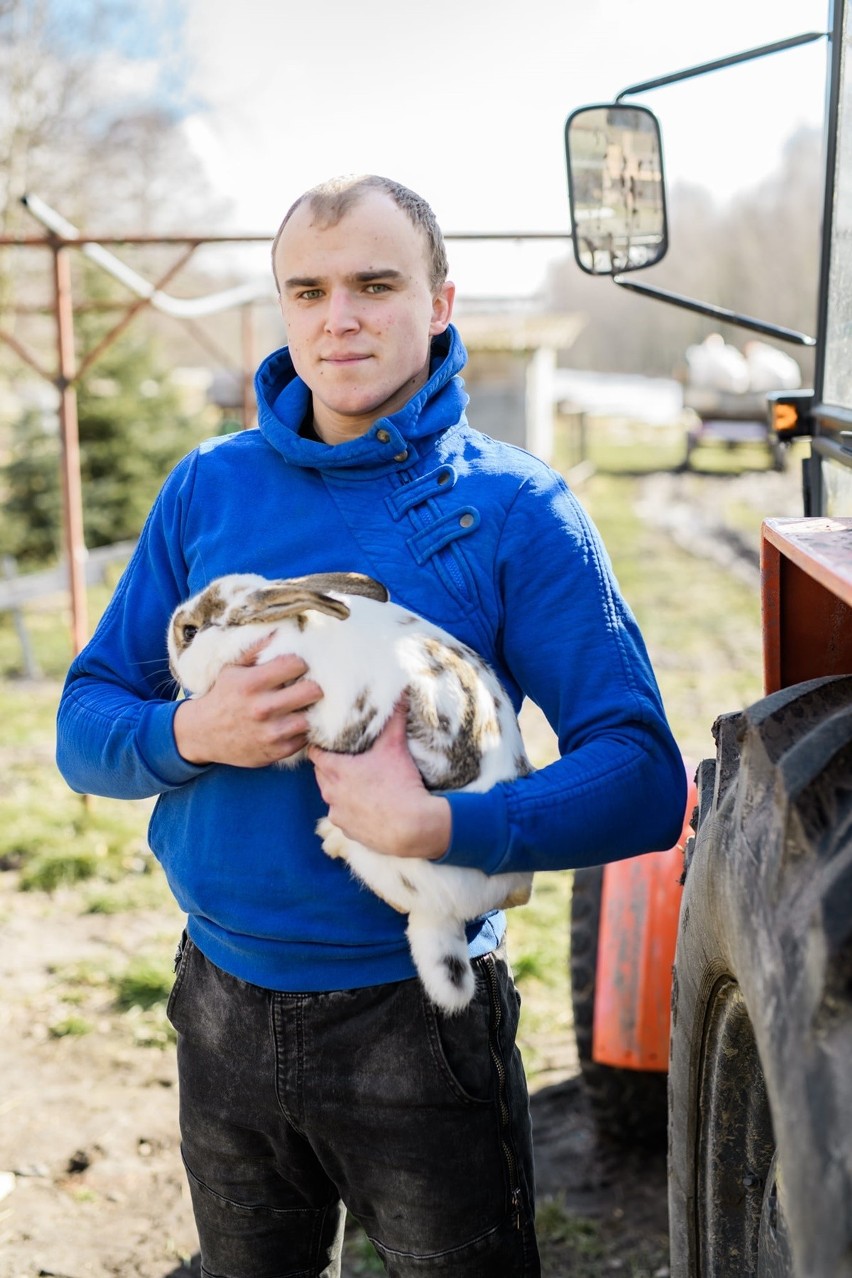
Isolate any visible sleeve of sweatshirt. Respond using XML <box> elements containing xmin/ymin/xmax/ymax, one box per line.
<box><xmin>56</xmin><ymin>452</ymin><xmax>209</xmax><ymax>799</ymax></box>
<box><xmin>441</xmin><ymin>470</ymin><xmax>688</xmax><ymax>875</ymax></box>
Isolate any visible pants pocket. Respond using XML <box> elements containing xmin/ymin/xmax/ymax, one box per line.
<box><xmin>166</xmin><ymin>932</ymin><xmax>195</xmax><ymax>1031</ymax></box>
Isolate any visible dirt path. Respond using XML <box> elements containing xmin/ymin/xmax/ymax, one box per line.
<box><xmin>0</xmin><ymin>863</ymin><xmax>671</xmax><ymax>1278</ymax></box>
<box><xmin>0</xmin><ymin>877</ymin><xmax>194</xmax><ymax>1278</ymax></box>
<box><xmin>635</xmin><ymin>462</ymin><xmax>804</xmax><ymax>582</ymax></box>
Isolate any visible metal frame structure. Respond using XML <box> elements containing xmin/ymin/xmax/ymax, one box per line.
<box><xmin>0</xmin><ymin>199</ymin><xmax>570</xmax><ymax>654</ymax></box>
<box><xmin>0</xmin><ymin>202</ymin><xmax>276</xmax><ymax>652</ymax></box>
<box><xmin>609</xmin><ymin>29</ymin><xmax>827</xmax><ymax>347</ymax></box>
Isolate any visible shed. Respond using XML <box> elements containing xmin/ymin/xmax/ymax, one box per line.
<box><xmin>455</xmin><ymin>313</ymin><xmax>585</xmax><ymax>462</ymax></box>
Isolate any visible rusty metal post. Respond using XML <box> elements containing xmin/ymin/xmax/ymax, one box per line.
<box><xmin>53</xmin><ymin>242</ymin><xmax>88</xmax><ymax>653</ymax></box>
<box><xmin>241</xmin><ymin>303</ymin><xmax>255</xmax><ymax>429</ymax></box>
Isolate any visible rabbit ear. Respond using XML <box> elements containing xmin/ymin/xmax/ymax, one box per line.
<box><xmin>231</xmin><ymin>584</ymin><xmax>351</xmax><ymax>626</ymax></box>
<box><xmin>290</xmin><ymin>572</ymin><xmax>390</xmax><ymax>603</ymax></box>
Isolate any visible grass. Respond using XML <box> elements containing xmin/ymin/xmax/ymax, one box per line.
<box><xmin>113</xmin><ymin>956</ymin><xmax>175</xmax><ymax>1011</ymax></box>
<box><xmin>343</xmin><ymin>1225</ymin><xmax>385</xmax><ymax>1275</ymax></box>
<box><xmin>537</xmin><ymin>1199</ymin><xmax>606</xmax><ymax>1259</ymax></box>
<box><xmin>564</xmin><ymin>416</ymin><xmax>799</xmax><ymax>763</ymax></box>
<box><xmin>40</xmin><ymin>949</ymin><xmax>177</xmax><ymax>1046</ymax></box>
<box><xmin>49</xmin><ymin>1014</ymin><xmax>95</xmax><ymax>1038</ymax></box>
<box><xmin>0</xmin><ymin>420</ymin><xmax>783</xmax><ymax>1067</ymax></box>
<box><xmin>581</xmin><ymin>463</ymin><xmax>764</xmax><ymax>762</ymax></box>
<box><xmin>0</xmin><ymin>593</ymin><xmax>158</xmax><ymax>901</ymax></box>
<box><xmin>507</xmin><ymin>871</ymin><xmax>574</xmax><ymax>1082</ymax></box>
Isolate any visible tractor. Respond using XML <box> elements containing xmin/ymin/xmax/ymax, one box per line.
<box><xmin>564</xmin><ymin>4</ymin><xmax>852</xmax><ymax>1273</ymax></box>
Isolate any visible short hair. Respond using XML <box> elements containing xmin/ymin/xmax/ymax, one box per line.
<box><xmin>271</xmin><ymin>174</ymin><xmax>449</xmax><ymax>293</ymax></box>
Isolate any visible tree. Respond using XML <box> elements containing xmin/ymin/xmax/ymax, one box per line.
<box><xmin>0</xmin><ymin>1</ymin><xmax>229</xmax><ymax>569</ymax></box>
<box><xmin>0</xmin><ymin>0</ymin><xmax>228</xmax><ymax>342</ymax></box>
<box><xmin>1</xmin><ymin>408</ymin><xmax>64</xmax><ymax>567</ymax></box>
<box><xmin>1</xmin><ymin>332</ymin><xmax>211</xmax><ymax>566</ymax></box>
<box><xmin>0</xmin><ymin>0</ymin><xmax>217</xmax><ymax>235</ymax></box>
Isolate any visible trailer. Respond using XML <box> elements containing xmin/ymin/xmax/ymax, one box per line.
<box><xmin>681</xmin><ymin>386</ymin><xmax>789</xmax><ymax>471</ymax></box>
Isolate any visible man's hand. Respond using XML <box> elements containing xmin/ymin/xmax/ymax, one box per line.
<box><xmin>174</xmin><ymin>642</ymin><xmax>323</xmax><ymax>767</ymax></box>
<box><xmin>308</xmin><ymin>701</ymin><xmax>451</xmax><ymax>860</ymax></box>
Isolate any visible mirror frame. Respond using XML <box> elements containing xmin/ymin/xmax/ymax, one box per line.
<box><xmin>564</xmin><ymin>102</ymin><xmax>669</xmax><ymax>277</ymax></box>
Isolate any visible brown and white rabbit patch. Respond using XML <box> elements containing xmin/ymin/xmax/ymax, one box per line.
<box><xmin>168</xmin><ymin>571</ymin><xmax>534</xmax><ymax>1012</ymax></box>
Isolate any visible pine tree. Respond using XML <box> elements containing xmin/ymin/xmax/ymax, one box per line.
<box><xmin>1</xmin><ymin>335</ymin><xmax>211</xmax><ymax>567</ymax></box>
<box><xmin>1</xmin><ymin>408</ymin><xmax>64</xmax><ymax>567</ymax></box>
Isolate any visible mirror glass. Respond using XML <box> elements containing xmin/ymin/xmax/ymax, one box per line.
<box><xmin>565</xmin><ymin>104</ymin><xmax>668</xmax><ymax>275</ymax></box>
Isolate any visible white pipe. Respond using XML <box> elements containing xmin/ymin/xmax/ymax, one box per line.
<box><xmin>22</xmin><ymin>193</ymin><xmax>273</xmax><ymax>317</ymax></box>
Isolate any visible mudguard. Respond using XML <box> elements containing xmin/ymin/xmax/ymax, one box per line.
<box><xmin>591</xmin><ymin>764</ymin><xmax>697</xmax><ymax>1070</ymax></box>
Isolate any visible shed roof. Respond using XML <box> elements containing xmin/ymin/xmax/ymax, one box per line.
<box><xmin>455</xmin><ymin>312</ymin><xmax>585</xmax><ymax>352</ymax></box>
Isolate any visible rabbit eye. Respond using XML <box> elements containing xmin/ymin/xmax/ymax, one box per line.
<box><xmin>182</xmin><ymin>624</ymin><xmax>199</xmax><ymax>644</ymax></box>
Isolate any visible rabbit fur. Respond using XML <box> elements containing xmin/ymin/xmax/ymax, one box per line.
<box><xmin>167</xmin><ymin>571</ymin><xmax>534</xmax><ymax>1012</ymax></box>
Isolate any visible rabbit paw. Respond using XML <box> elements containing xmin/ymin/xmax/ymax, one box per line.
<box><xmin>316</xmin><ymin>816</ymin><xmax>348</xmax><ymax>860</ymax></box>
<box><xmin>315</xmin><ymin>818</ymin><xmax>411</xmax><ymax>916</ymax></box>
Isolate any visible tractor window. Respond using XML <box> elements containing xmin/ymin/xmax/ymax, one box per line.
<box><xmin>823</xmin><ymin>3</ymin><xmax>852</xmax><ymax>409</ymax></box>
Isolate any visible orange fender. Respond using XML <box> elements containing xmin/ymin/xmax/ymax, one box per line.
<box><xmin>592</xmin><ymin>763</ymin><xmax>697</xmax><ymax>1071</ymax></box>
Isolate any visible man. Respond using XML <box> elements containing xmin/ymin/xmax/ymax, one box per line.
<box><xmin>57</xmin><ymin>175</ymin><xmax>687</xmax><ymax>1277</ymax></box>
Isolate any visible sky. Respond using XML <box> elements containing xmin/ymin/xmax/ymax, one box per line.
<box><xmin>170</xmin><ymin>0</ymin><xmax>831</xmax><ymax>299</ymax></box>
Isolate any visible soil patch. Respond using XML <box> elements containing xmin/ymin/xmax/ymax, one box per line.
<box><xmin>0</xmin><ymin>870</ymin><xmax>668</xmax><ymax>1278</ymax></box>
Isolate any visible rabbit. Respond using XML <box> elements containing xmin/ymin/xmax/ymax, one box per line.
<box><xmin>167</xmin><ymin>571</ymin><xmax>534</xmax><ymax>1012</ymax></box>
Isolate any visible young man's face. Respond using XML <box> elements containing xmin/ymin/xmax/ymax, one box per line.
<box><xmin>275</xmin><ymin>191</ymin><xmax>455</xmax><ymax>444</ymax></box>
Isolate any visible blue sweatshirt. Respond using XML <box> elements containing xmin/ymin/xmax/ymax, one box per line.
<box><xmin>56</xmin><ymin>325</ymin><xmax>687</xmax><ymax>991</ymax></box>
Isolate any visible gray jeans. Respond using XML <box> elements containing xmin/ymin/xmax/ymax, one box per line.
<box><xmin>167</xmin><ymin>935</ymin><xmax>540</xmax><ymax>1278</ymax></box>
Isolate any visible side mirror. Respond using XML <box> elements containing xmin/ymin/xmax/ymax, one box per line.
<box><xmin>565</xmin><ymin>104</ymin><xmax>668</xmax><ymax>276</ymax></box>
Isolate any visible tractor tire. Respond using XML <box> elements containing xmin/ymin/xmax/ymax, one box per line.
<box><xmin>570</xmin><ymin>864</ymin><xmax>668</xmax><ymax>1145</ymax></box>
<box><xmin>668</xmin><ymin>675</ymin><xmax>852</xmax><ymax>1278</ymax></box>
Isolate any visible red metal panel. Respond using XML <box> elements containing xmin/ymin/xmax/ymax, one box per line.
<box><xmin>592</xmin><ymin>767</ymin><xmax>696</xmax><ymax>1071</ymax></box>
<box><xmin>762</xmin><ymin>517</ymin><xmax>852</xmax><ymax>693</ymax></box>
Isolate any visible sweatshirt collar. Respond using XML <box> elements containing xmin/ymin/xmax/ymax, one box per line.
<box><xmin>255</xmin><ymin>325</ymin><xmax>469</xmax><ymax>472</ymax></box>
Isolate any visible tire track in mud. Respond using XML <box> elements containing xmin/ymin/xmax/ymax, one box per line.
<box><xmin>634</xmin><ymin>467</ymin><xmax>804</xmax><ymax>586</ymax></box>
